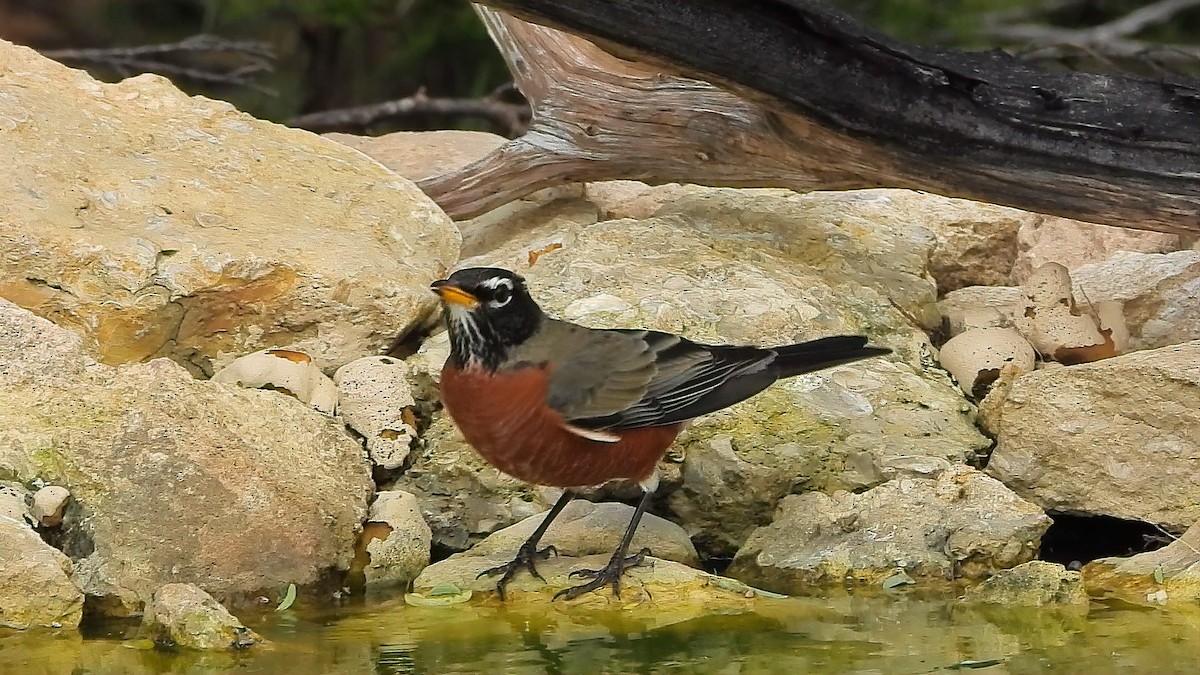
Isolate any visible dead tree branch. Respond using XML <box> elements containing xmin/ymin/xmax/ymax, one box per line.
<box><xmin>288</xmin><ymin>86</ymin><xmax>530</xmax><ymax>136</ymax></box>
<box><xmin>420</xmin><ymin>2</ymin><xmax>1199</xmax><ymax>235</ymax></box>
<box><xmin>42</xmin><ymin>34</ymin><xmax>276</xmax><ymax>94</ymax></box>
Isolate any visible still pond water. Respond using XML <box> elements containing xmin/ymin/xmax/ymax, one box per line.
<box><xmin>2</xmin><ymin>593</ymin><xmax>1198</xmax><ymax>675</ymax></box>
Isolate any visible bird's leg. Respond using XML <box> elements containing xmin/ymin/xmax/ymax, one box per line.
<box><xmin>477</xmin><ymin>491</ymin><xmax>573</xmax><ymax>600</ymax></box>
<box><xmin>554</xmin><ymin>490</ymin><xmax>654</xmax><ymax>601</ymax></box>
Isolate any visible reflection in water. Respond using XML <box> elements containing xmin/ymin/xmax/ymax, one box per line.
<box><xmin>2</xmin><ymin>594</ymin><xmax>1199</xmax><ymax>675</ymax></box>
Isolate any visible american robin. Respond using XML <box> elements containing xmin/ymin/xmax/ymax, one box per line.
<box><xmin>431</xmin><ymin>267</ymin><xmax>890</xmax><ymax>600</ymax></box>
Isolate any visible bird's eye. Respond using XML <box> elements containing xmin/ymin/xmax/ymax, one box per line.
<box><xmin>491</xmin><ymin>285</ymin><xmax>512</xmax><ymax>307</ymax></box>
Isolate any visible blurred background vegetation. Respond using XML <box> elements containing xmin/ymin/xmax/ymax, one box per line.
<box><xmin>1</xmin><ymin>0</ymin><xmax>1196</xmax><ymax>136</ymax></box>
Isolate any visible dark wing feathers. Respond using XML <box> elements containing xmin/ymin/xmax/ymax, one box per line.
<box><xmin>514</xmin><ymin>319</ymin><xmax>889</xmax><ymax>432</ymax></box>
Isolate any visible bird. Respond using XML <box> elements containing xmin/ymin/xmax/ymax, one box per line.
<box><xmin>430</xmin><ymin>267</ymin><xmax>890</xmax><ymax>600</ymax></box>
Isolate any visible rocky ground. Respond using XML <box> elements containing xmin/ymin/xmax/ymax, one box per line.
<box><xmin>2</xmin><ymin>38</ymin><xmax>1198</xmax><ymax>647</ymax></box>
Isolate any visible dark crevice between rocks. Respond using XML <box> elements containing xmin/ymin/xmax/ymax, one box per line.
<box><xmin>40</xmin><ymin>499</ymin><xmax>94</xmax><ymax>558</ymax></box>
<box><xmin>1039</xmin><ymin>512</ymin><xmax>1171</xmax><ymax>568</ymax></box>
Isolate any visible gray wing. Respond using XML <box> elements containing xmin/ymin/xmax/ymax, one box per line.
<box><xmin>508</xmin><ymin>319</ymin><xmax>680</xmax><ymax>421</ymax></box>
<box><xmin>509</xmin><ymin>319</ymin><xmax>777</xmax><ymax>430</ymax></box>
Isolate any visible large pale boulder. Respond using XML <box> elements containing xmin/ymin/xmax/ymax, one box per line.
<box><xmin>323</xmin><ymin>129</ymin><xmax>505</xmax><ymax>182</ymax></box>
<box><xmin>984</xmin><ymin>341</ymin><xmax>1200</xmax><ymax>531</ymax></box>
<box><xmin>0</xmin><ymin>519</ymin><xmax>84</xmax><ymax>629</ymax></box>
<box><xmin>1011</xmin><ymin>215</ymin><xmax>1181</xmax><ymax>285</ymax></box>
<box><xmin>727</xmin><ymin>466</ymin><xmax>1051</xmax><ymax>594</ymax></box>
<box><xmin>326</xmin><ymin>129</ymin><xmax>595</xmax><ymax>258</ymax></box>
<box><xmin>0</xmin><ymin>40</ymin><xmax>458</xmax><ymax>375</ymax></box>
<box><xmin>0</xmin><ymin>300</ymin><xmax>373</xmax><ymax>615</ymax></box>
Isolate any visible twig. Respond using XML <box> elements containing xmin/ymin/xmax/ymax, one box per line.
<box><xmin>1153</xmin><ymin>522</ymin><xmax>1200</xmax><ymax>558</ymax></box>
<box><xmin>987</xmin><ymin>0</ymin><xmax>1200</xmax><ymax>44</ymax></box>
<box><xmin>287</xmin><ymin>87</ymin><xmax>531</xmax><ymax>136</ymax></box>
<box><xmin>43</xmin><ymin>34</ymin><xmax>276</xmax><ymax>94</ymax></box>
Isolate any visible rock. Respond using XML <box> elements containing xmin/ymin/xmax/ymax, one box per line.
<box><xmin>0</xmin><ymin>300</ymin><xmax>372</xmax><ymax>615</ymax></box>
<box><xmin>464</xmin><ymin>499</ymin><xmax>700</xmax><ymax>567</ymax></box>
<box><xmin>984</xmin><ymin>341</ymin><xmax>1200</xmax><ymax>531</ymax></box>
<box><xmin>323</xmin><ymin>130</ymin><xmax>505</xmax><ymax>181</ymax></box>
<box><xmin>1012</xmin><ymin>263</ymin><xmax>1120</xmax><ymax>364</ymax></box>
<box><xmin>334</xmin><ymin>356</ymin><xmax>419</xmax><ymax>470</ymax></box>
<box><xmin>31</xmin><ymin>485</ymin><xmax>70</xmax><ymax>527</ymax></box>
<box><xmin>960</xmin><ymin>561</ymin><xmax>1087</xmax><ymax>606</ymax></box>
<box><xmin>937</xmin><ymin>328</ymin><xmax>1036</xmax><ymax>399</ymax></box>
<box><xmin>1011</xmin><ymin>215</ymin><xmax>1181</xmax><ymax>285</ymax></box>
<box><xmin>1084</xmin><ymin>520</ymin><xmax>1200</xmax><ymax>606</ymax></box>
<box><xmin>911</xmin><ymin>195</ymin><xmax>1034</xmax><ymax>293</ymax></box>
<box><xmin>140</xmin><ymin>583</ymin><xmax>261</xmax><ymax>650</ymax></box>
<box><xmin>938</xmin><ymin>251</ymin><xmax>1200</xmax><ymax>353</ymax></box>
<box><xmin>360</xmin><ymin>491</ymin><xmax>432</xmax><ymax>588</ymax></box>
<box><xmin>447</xmin><ymin>186</ymin><xmax>989</xmax><ymax>555</ymax></box>
<box><xmin>325</xmin><ymin>129</ymin><xmax>594</xmax><ymax>259</ymax></box>
<box><xmin>212</xmin><ymin>349</ymin><xmax>338</xmax><ymax>414</ymax></box>
<box><xmin>413</xmin><ymin>552</ymin><xmax>759</xmax><ymax>609</ymax></box>
<box><xmin>0</xmin><ymin>519</ymin><xmax>83</xmax><ymax>629</ymax></box>
<box><xmin>0</xmin><ymin>40</ymin><xmax>458</xmax><ymax>375</ymax></box>
<box><xmin>457</xmin><ymin>188</ymin><xmax>596</xmax><ymax>259</ymax></box>
<box><xmin>392</xmin><ymin>413</ymin><xmax>551</xmax><ymax>552</ymax></box>
<box><xmin>0</xmin><ymin>481</ymin><xmax>33</xmax><ymax>527</ymax></box>
<box><xmin>727</xmin><ymin>466</ymin><xmax>1051</xmax><ymax>594</ymax></box>
<box><xmin>585</xmin><ymin>181</ymin><xmax>703</xmax><ymax>221</ymax></box>
<box><xmin>1069</xmin><ymin>251</ymin><xmax>1200</xmax><ymax>352</ymax></box>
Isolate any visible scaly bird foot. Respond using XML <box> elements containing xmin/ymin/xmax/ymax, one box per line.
<box><xmin>477</xmin><ymin>543</ymin><xmax>558</xmax><ymax>601</ymax></box>
<box><xmin>553</xmin><ymin>547</ymin><xmax>653</xmax><ymax>601</ymax></box>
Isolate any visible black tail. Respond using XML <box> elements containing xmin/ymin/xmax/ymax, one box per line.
<box><xmin>772</xmin><ymin>336</ymin><xmax>891</xmax><ymax>379</ymax></box>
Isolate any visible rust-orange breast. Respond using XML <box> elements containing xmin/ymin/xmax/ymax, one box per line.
<box><xmin>439</xmin><ymin>362</ymin><xmax>679</xmax><ymax>488</ymax></box>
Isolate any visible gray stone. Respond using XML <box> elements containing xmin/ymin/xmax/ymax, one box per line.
<box><xmin>0</xmin><ymin>519</ymin><xmax>83</xmax><ymax>629</ymax></box>
<box><xmin>985</xmin><ymin>341</ymin><xmax>1200</xmax><ymax>531</ymax></box>
<box><xmin>728</xmin><ymin>466</ymin><xmax>1051</xmax><ymax>594</ymax></box>
<box><xmin>413</xmin><ymin>553</ymin><xmax>756</xmax><ymax>609</ymax></box>
<box><xmin>961</xmin><ymin>561</ymin><xmax>1087</xmax><ymax>606</ymax></box>
<box><xmin>0</xmin><ymin>300</ymin><xmax>372</xmax><ymax>616</ymax></box>
<box><xmin>464</xmin><ymin>499</ymin><xmax>700</xmax><ymax>567</ymax></box>
<box><xmin>31</xmin><ymin>485</ymin><xmax>70</xmax><ymax>527</ymax></box>
<box><xmin>140</xmin><ymin>583</ymin><xmax>260</xmax><ymax>650</ymax></box>
<box><xmin>362</xmin><ymin>491</ymin><xmax>432</xmax><ymax>588</ymax></box>
<box><xmin>334</xmin><ymin>356</ymin><xmax>419</xmax><ymax>470</ymax></box>
<box><xmin>0</xmin><ymin>39</ymin><xmax>458</xmax><ymax>375</ymax></box>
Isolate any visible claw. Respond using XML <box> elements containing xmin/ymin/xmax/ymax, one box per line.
<box><xmin>553</xmin><ymin>548</ymin><xmax>652</xmax><ymax>601</ymax></box>
<box><xmin>477</xmin><ymin>543</ymin><xmax>558</xmax><ymax>601</ymax></box>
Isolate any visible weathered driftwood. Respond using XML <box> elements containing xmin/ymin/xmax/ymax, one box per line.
<box><xmin>419</xmin><ymin>3</ymin><xmax>1200</xmax><ymax>235</ymax></box>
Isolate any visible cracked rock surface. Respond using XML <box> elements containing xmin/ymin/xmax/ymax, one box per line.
<box><xmin>0</xmin><ymin>39</ymin><xmax>458</xmax><ymax>375</ymax></box>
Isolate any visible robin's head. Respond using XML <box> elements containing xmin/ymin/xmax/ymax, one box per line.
<box><xmin>430</xmin><ymin>267</ymin><xmax>543</xmax><ymax>369</ymax></box>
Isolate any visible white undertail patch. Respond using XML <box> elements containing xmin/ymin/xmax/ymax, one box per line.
<box><xmin>562</xmin><ymin>422</ymin><xmax>621</xmax><ymax>443</ymax></box>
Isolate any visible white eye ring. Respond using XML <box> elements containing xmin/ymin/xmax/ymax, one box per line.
<box><xmin>482</xmin><ymin>277</ymin><xmax>514</xmax><ymax>308</ymax></box>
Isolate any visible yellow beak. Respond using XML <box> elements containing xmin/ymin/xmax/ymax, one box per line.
<box><xmin>430</xmin><ymin>280</ymin><xmax>479</xmax><ymax>309</ymax></box>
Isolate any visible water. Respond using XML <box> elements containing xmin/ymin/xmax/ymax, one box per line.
<box><xmin>3</xmin><ymin>593</ymin><xmax>1198</xmax><ymax>674</ymax></box>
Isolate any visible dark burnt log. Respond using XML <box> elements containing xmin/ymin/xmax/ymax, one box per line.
<box><xmin>426</xmin><ymin>1</ymin><xmax>1199</xmax><ymax>234</ymax></box>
